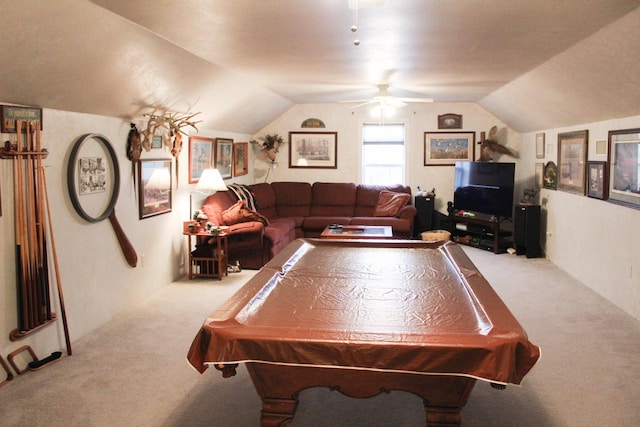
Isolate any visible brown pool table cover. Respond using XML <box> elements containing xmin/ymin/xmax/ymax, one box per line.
<box><xmin>187</xmin><ymin>239</ymin><xmax>540</xmax><ymax>385</ymax></box>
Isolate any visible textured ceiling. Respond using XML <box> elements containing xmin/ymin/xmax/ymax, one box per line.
<box><xmin>1</xmin><ymin>0</ymin><xmax>639</xmax><ymax>133</ymax></box>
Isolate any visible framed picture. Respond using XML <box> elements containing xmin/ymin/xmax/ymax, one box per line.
<box><xmin>536</xmin><ymin>133</ymin><xmax>545</xmax><ymax>159</ymax></box>
<box><xmin>138</xmin><ymin>159</ymin><xmax>172</xmax><ymax>219</ymax></box>
<box><xmin>233</xmin><ymin>142</ymin><xmax>249</xmax><ymax>177</ymax></box>
<box><xmin>587</xmin><ymin>161</ymin><xmax>608</xmax><ymax>200</ymax></box>
<box><xmin>215</xmin><ymin>138</ymin><xmax>234</xmax><ymax>179</ymax></box>
<box><xmin>535</xmin><ymin>163</ymin><xmax>544</xmax><ymax>188</ymax></box>
<box><xmin>289</xmin><ymin>131</ymin><xmax>338</xmax><ymax>169</ymax></box>
<box><xmin>543</xmin><ymin>161</ymin><xmax>558</xmax><ymax>190</ymax></box>
<box><xmin>78</xmin><ymin>157</ymin><xmax>107</xmax><ymax>195</ymax></box>
<box><xmin>1</xmin><ymin>105</ymin><xmax>43</xmax><ymax>133</ymax></box>
<box><xmin>437</xmin><ymin>113</ymin><xmax>462</xmax><ymax>129</ymax></box>
<box><xmin>557</xmin><ymin>130</ymin><xmax>588</xmax><ymax>195</ymax></box>
<box><xmin>151</xmin><ymin>135</ymin><xmax>163</xmax><ymax>149</ymax></box>
<box><xmin>424</xmin><ymin>131</ymin><xmax>475</xmax><ymax>166</ymax></box>
<box><xmin>607</xmin><ymin>128</ymin><xmax>640</xmax><ymax>209</ymax></box>
<box><xmin>189</xmin><ymin>136</ymin><xmax>213</xmax><ymax>184</ymax></box>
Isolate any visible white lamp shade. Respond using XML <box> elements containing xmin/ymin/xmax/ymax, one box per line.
<box><xmin>196</xmin><ymin>168</ymin><xmax>228</xmax><ymax>192</ymax></box>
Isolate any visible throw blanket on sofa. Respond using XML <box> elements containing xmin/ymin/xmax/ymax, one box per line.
<box><xmin>227</xmin><ymin>183</ymin><xmax>258</xmax><ymax>211</ymax></box>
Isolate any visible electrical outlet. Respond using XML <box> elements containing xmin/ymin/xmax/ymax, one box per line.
<box><xmin>140</xmin><ymin>255</ymin><xmax>145</xmax><ymax>267</ymax></box>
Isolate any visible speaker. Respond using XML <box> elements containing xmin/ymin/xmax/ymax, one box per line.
<box><xmin>514</xmin><ymin>204</ymin><xmax>541</xmax><ymax>258</ymax></box>
<box><xmin>413</xmin><ymin>196</ymin><xmax>434</xmax><ymax>239</ymax></box>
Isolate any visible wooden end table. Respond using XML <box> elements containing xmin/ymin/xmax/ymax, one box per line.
<box><xmin>183</xmin><ymin>222</ymin><xmax>228</xmax><ymax>280</ymax></box>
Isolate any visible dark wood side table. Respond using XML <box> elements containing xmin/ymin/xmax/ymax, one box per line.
<box><xmin>183</xmin><ymin>223</ymin><xmax>228</xmax><ymax>280</ymax></box>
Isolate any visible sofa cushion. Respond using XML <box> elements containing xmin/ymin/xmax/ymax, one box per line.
<box><xmin>310</xmin><ymin>182</ymin><xmax>356</xmax><ymax>216</ymax></box>
<box><xmin>247</xmin><ymin>183</ymin><xmax>277</xmax><ymax>219</ymax></box>
<box><xmin>272</xmin><ymin>181</ymin><xmax>312</xmax><ymax>218</ymax></box>
<box><xmin>372</xmin><ymin>190</ymin><xmax>411</xmax><ymax>217</ymax></box>
<box><xmin>263</xmin><ymin>218</ymin><xmax>297</xmax><ymax>247</ymax></box>
<box><xmin>355</xmin><ymin>184</ymin><xmax>411</xmax><ymax>216</ymax></box>
<box><xmin>221</xmin><ymin>200</ymin><xmax>270</xmax><ymax>225</ymax></box>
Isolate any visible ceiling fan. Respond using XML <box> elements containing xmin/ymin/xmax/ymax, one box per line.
<box><xmin>340</xmin><ymin>84</ymin><xmax>433</xmax><ymax>109</ymax></box>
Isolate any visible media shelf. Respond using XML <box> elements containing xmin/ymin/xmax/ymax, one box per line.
<box><xmin>449</xmin><ymin>211</ymin><xmax>512</xmax><ymax>254</ymax></box>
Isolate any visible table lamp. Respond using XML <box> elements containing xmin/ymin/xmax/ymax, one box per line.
<box><xmin>190</xmin><ymin>168</ymin><xmax>228</xmax><ymax>219</ymax></box>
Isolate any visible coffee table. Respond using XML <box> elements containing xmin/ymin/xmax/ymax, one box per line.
<box><xmin>320</xmin><ymin>224</ymin><xmax>393</xmax><ymax>239</ymax></box>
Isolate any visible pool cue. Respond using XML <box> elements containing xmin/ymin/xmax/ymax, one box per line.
<box><xmin>36</xmin><ymin>121</ymin><xmax>51</xmax><ymax>320</ymax></box>
<box><xmin>42</xmin><ymin>166</ymin><xmax>72</xmax><ymax>355</ymax></box>
<box><xmin>17</xmin><ymin>120</ymin><xmax>36</xmax><ymax>330</ymax></box>
<box><xmin>13</xmin><ymin>121</ymin><xmax>28</xmax><ymax>331</ymax></box>
<box><xmin>29</xmin><ymin>121</ymin><xmax>48</xmax><ymax>322</ymax></box>
<box><xmin>24</xmin><ymin>122</ymin><xmax>41</xmax><ymax>327</ymax></box>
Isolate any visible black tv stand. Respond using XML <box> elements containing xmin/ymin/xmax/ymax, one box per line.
<box><xmin>449</xmin><ymin>210</ymin><xmax>512</xmax><ymax>254</ymax></box>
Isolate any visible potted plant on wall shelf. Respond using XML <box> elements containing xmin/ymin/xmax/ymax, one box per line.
<box><xmin>250</xmin><ymin>133</ymin><xmax>285</xmax><ymax>167</ymax></box>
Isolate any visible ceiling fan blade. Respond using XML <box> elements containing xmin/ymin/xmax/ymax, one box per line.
<box><xmin>396</xmin><ymin>97</ymin><xmax>434</xmax><ymax>103</ymax></box>
<box><xmin>386</xmin><ymin>98</ymin><xmax>407</xmax><ymax>108</ymax></box>
<box><xmin>348</xmin><ymin>100</ymin><xmax>378</xmax><ymax>109</ymax></box>
<box><xmin>338</xmin><ymin>98</ymin><xmax>371</xmax><ymax>104</ymax></box>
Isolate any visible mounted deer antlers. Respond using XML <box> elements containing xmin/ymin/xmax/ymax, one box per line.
<box><xmin>140</xmin><ymin>111</ymin><xmax>202</xmax><ymax>155</ymax></box>
<box><xmin>135</xmin><ymin>110</ymin><xmax>201</xmax><ymax>186</ymax></box>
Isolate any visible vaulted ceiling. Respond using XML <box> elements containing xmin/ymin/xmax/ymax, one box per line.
<box><xmin>1</xmin><ymin>0</ymin><xmax>639</xmax><ymax>134</ymax></box>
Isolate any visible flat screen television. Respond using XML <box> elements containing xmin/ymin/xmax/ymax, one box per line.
<box><xmin>453</xmin><ymin>162</ymin><xmax>516</xmax><ymax>219</ymax></box>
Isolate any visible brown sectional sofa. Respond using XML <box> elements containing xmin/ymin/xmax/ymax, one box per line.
<box><xmin>196</xmin><ymin>182</ymin><xmax>416</xmax><ymax>269</ymax></box>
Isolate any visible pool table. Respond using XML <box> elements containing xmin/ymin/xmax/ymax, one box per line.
<box><xmin>187</xmin><ymin>239</ymin><xmax>540</xmax><ymax>426</ymax></box>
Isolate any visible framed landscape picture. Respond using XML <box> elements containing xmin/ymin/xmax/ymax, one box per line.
<box><xmin>424</xmin><ymin>131</ymin><xmax>475</xmax><ymax>166</ymax></box>
<box><xmin>189</xmin><ymin>136</ymin><xmax>213</xmax><ymax>184</ymax></box>
<box><xmin>557</xmin><ymin>130</ymin><xmax>588</xmax><ymax>195</ymax></box>
<box><xmin>215</xmin><ymin>138</ymin><xmax>234</xmax><ymax>179</ymax></box>
<box><xmin>138</xmin><ymin>159</ymin><xmax>172</xmax><ymax>219</ymax></box>
<box><xmin>234</xmin><ymin>142</ymin><xmax>248</xmax><ymax>177</ymax></box>
<box><xmin>607</xmin><ymin>128</ymin><xmax>640</xmax><ymax>209</ymax></box>
<box><xmin>289</xmin><ymin>131</ymin><xmax>338</xmax><ymax>169</ymax></box>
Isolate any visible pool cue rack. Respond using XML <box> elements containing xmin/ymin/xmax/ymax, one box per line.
<box><xmin>0</xmin><ymin>120</ymin><xmax>68</xmax><ymax>350</ymax></box>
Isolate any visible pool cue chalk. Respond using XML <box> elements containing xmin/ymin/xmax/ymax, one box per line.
<box><xmin>28</xmin><ymin>351</ymin><xmax>62</xmax><ymax>371</ymax></box>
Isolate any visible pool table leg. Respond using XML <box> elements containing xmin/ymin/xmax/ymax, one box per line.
<box><xmin>246</xmin><ymin>364</ymin><xmax>299</xmax><ymax>427</ymax></box>
<box><xmin>420</xmin><ymin>376</ymin><xmax>477</xmax><ymax>426</ymax></box>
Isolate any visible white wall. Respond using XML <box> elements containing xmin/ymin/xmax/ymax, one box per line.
<box><xmin>253</xmin><ymin>102</ymin><xmax>520</xmax><ymax>214</ymax></box>
<box><xmin>523</xmin><ymin>115</ymin><xmax>640</xmax><ymax>321</ymax></box>
<box><xmin>0</xmin><ymin>107</ymin><xmax>252</xmax><ymax>359</ymax></box>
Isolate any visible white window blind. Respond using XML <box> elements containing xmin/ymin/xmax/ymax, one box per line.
<box><xmin>362</xmin><ymin>123</ymin><xmax>405</xmax><ymax>185</ymax></box>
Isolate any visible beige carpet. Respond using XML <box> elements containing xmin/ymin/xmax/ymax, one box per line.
<box><xmin>1</xmin><ymin>245</ymin><xmax>640</xmax><ymax>426</ymax></box>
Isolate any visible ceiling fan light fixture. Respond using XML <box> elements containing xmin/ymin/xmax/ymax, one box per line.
<box><xmin>371</xmin><ymin>102</ymin><xmax>395</xmax><ymax>116</ymax></box>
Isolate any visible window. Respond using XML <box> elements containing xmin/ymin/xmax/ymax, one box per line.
<box><xmin>362</xmin><ymin>123</ymin><xmax>405</xmax><ymax>185</ymax></box>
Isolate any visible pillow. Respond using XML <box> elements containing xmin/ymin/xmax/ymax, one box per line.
<box><xmin>221</xmin><ymin>200</ymin><xmax>269</xmax><ymax>226</ymax></box>
<box><xmin>373</xmin><ymin>191</ymin><xmax>411</xmax><ymax>217</ymax></box>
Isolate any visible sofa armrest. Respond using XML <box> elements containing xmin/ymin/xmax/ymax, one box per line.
<box><xmin>397</xmin><ymin>205</ymin><xmax>417</xmax><ymax>220</ymax></box>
